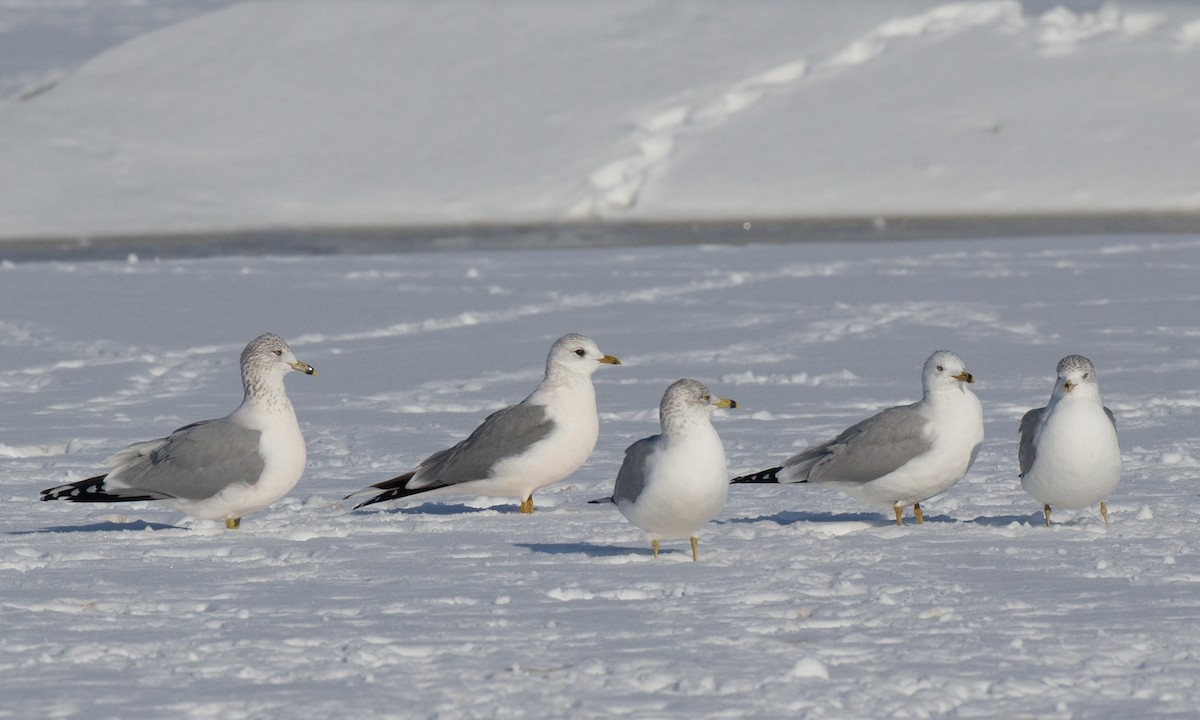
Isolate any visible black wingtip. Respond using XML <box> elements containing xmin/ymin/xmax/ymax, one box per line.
<box><xmin>40</xmin><ymin>474</ymin><xmax>161</xmax><ymax>503</ymax></box>
<box><xmin>41</xmin><ymin>474</ymin><xmax>104</xmax><ymax>501</ymax></box>
<box><xmin>346</xmin><ymin>471</ymin><xmax>420</xmax><ymax>508</ymax></box>
<box><xmin>730</xmin><ymin>466</ymin><xmax>785</xmax><ymax>484</ymax></box>
<box><xmin>352</xmin><ymin>493</ymin><xmax>390</xmax><ymax>510</ymax></box>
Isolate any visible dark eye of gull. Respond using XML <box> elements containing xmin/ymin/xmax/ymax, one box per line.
<box><xmin>574</xmin><ymin>348</ymin><xmax>586</xmax><ymax>357</ymax></box>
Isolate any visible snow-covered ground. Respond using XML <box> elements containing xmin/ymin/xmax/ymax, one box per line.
<box><xmin>2</xmin><ymin>0</ymin><xmax>1200</xmax><ymax>239</ymax></box>
<box><xmin>3</xmin><ymin>1</ymin><xmax>1200</xmax><ymax>717</ymax></box>
<box><xmin>3</xmin><ymin>236</ymin><xmax>1200</xmax><ymax>718</ymax></box>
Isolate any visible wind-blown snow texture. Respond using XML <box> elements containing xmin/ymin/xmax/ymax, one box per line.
<box><xmin>1</xmin><ymin>0</ymin><xmax>1200</xmax><ymax>238</ymax></box>
<box><xmin>3</xmin><ymin>236</ymin><xmax>1199</xmax><ymax>718</ymax></box>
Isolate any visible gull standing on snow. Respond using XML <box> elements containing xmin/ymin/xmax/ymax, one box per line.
<box><xmin>41</xmin><ymin>333</ymin><xmax>317</xmax><ymax>529</ymax></box>
<box><xmin>1019</xmin><ymin>355</ymin><xmax>1122</xmax><ymax>527</ymax></box>
<box><xmin>348</xmin><ymin>333</ymin><xmax>620</xmax><ymax>514</ymax></box>
<box><xmin>732</xmin><ymin>351</ymin><xmax>983</xmax><ymax>525</ymax></box>
<box><xmin>592</xmin><ymin>379</ymin><xmax>736</xmax><ymax>561</ymax></box>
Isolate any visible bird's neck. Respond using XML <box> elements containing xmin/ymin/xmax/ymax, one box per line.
<box><xmin>524</xmin><ymin>372</ymin><xmax>597</xmax><ymax>420</ymax></box>
<box><xmin>239</xmin><ymin>376</ymin><xmax>294</xmax><ymax>416</ymax></box>
<box><xmin>1054</xmin><ymin>389</ymin><xmax>1101</xmax><ymax>409</ymax></box>
<box><xmin>537</xmin><ymin>367</ymin><xmax>595</xmax><ymax>396</ymax></box>
<box><xmin>924</xmin><ymin>383</ymin><xmax>971</xmax><ymax>406</ymax></box>
<box><xmin>661</xmin><ymin>414</ymin><xmax>715</xmax><ymax>442</ymax></box>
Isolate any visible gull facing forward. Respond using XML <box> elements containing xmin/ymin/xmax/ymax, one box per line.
<box><xmin>593</xmin><ymin>379</ymin><xmax>736</xmax><ymax>561</ymax></box>
<box><xmin>1019</xmin><ymin>355</ymin><xmax>1122</xmax><ymax>527</ymax></box>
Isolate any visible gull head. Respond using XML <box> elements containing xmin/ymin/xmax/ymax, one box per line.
<box><xmin>545</xmin><ymin>333</ymin><xmax>620</xmax><ymax>378</ymax></box>
<box><xmin>922</xmin><ymin>350</ymin><xmax>974</xmax><ymax>395</ymax></box>
<box><xmin>241</xmin><ymin>333</ymin><xmax>317</xmax><ymax>389</ymax></box>
<box><xmin>1055</xmin><ymin>354</ymin><xmax>1100</xmax><ymax>398</ymax></box>
<box><xmin>660</xmin><ymin>379</ymin><xmax>735</xmax><ymax>435</ymax></box>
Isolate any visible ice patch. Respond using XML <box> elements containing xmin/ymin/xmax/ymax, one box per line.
<box><xmin>788</xmin><ymin>657</ymin><xmax>830</xmax><ymax>680</ymax></box>
<box><xmin>0</xmin><ymin>443</ymin><xmax>66</xmax><ymax>458</ymax></box>
<box><xmin>1036</xmin><ymin>6</ymin><xmax>1165</xmax><ymax>57</ymax></box>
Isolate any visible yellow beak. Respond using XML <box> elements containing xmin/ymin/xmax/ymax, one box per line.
<box><xmin>598</xmin><ymin>355</ymin><xmax>621</xmax><ymax>365</ymax></box>
<box><xmin>953</xmin><ymin>371</ymin><xmax>974</xmax><ymax>384</ymax></box>
<box><xmin>290</xmin><ymin>361</ymin><xmax>318</xmax><ymax>376</ymax></box>
<box><xmin>714</xmin><ymin>397</ymin><xmax>737</xmax><ymax>409</ymax></box>
<box><xmin>1063</xmin><ymin>379</ymin><xmax>1075</xmax><ymax>393</ymax></box>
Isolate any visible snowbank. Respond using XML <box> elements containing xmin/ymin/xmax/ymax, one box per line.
<box><xmin>1</xmin><ymin>0</ymin><xmax>1199</xmax><ymax>239</ymax></box>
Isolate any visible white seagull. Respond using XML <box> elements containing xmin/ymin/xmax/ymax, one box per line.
<box><xmin>732</xmin><ymin>351</ymin><xmax>984</xmax><ymax>525</ymax></box>
<box><xmin>41</xmin><ymin>333</ymin><xmax>316</xmax><ymax>529</ymax></box>
<box><xmin>1019</xmin><ymin>354</ymin><xmax>1122</xmax><ymax>527</ymax></box>
<box><xmin>592</xmin><ymin>379</ymin><xmax>736</xmax><ymax>561</ymax></box>
<box><xmin>348</xmin><ymin>333</ymin><xmax>620</xmax><ymax>514</ymax></box>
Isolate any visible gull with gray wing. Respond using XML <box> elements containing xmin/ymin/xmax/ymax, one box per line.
<box><xmin>732</xmin><ymin>351</ymin><xmax>983</xmax><ymax>525</ymax></box>
<box><xmin>41</xmin><ymin>333</ymin><xmax>317</xmax><ymax>529</ymax></box>
<box><xmin>592</xmin><ymin>379</ymin><xmax>736</xmax><ymax>561</ymax></box>
<box><xmin>1019</xmin><ymin>355</ymin><xmax>1121</xmax><ymax>527</ymax></box>
<box><xmin>348</xmin><ymin>333</ymin><xmax>619</xmax><ymax>514</ymax></box>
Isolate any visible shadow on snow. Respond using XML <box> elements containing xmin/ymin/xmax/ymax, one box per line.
<box><xmin>351</xmin><ymin>501</ymin><xmax>524</xmax><ymax>516</ymax></box>
<box><xmin>13</xmin><ymin>519</ymin><xmax>185</xmax><ymax>534</ymax></box>
<box><xmin>516</xmin><ymin>542</ymin><xmax>652</xmax><ymax>558</ymax></box>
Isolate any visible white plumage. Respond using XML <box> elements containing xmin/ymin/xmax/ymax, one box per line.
<box><xmin>349</xmin><ymin>333</ymin><xmax>620</xmax><ymax>513</ymax></box>
<box><xmin>604</xmin><ymin>379</ymin><xmax>735</xmax><ymax>561</ymax></box>
<box><xmin>733</xmin><ymin>351</ymin><xmax>983</xmax><ymax>525</ymax></box>
<box><xmin>41</xmin><ymin>333</ymin><xmax>316</xmax><ymax>529</ymax></box>
<box><xmin>1019</xmin><ymin>355</ymin><xmax>1122</xmax><ymax>526</ymax></box>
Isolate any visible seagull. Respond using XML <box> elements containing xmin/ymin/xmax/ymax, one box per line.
<box><xmin>1019</xmin><ymin>355</ymin><xmax>1122</xmax><ymax>527</ymax></box>
<box><xmin>41</xmin><ymin>333</ymin><xmax>316</xmax><ymax>529</ymax></box>
<box><xmin>348</xmin><ymin>333</ymin><xmax>620</xmax><ymax>514</ymax></box>
<box><xmin>732</xmin><ymin>350</ymin><xmax>983</xmax><ymax>525</ymax></box>
<box><xmin>591</xmin><ymin>379</ymin><xmax>736</xmax><ymax>561</ymax></box>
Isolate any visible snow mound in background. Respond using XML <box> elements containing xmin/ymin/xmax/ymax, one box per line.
<box><xmin>1</xmin><ymin>0</ymin><xmax>1199</xmax><ymax>239</ymax></box>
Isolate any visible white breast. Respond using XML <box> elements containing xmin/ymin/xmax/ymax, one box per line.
<box><xmin>1021</xmin><ymin>400</ymin><xmax>1121</xmax><ymax>509</ymax></box>
<box><xmin>619</xmin><ymin>424</ymin><xmax>729</xmax><ymax>539</ymax></box>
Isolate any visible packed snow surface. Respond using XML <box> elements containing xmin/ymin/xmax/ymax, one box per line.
<box><xmin>2</xmin><ymin>1</ymin><xmax>1199</xmax><ymax>717</ymax></box>
<box><xmin>1</xmin><ymin>0</ymin><xmax>1200</xmax><ymax>239</ymax></box>
<box><xmin>3</xmin><ymin>235</ymin><xmax>1199</xmax><ymax>718</ymax></box>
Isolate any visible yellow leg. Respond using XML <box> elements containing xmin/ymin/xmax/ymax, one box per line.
<box><xmin>1043</xmin><ymin>504</ymin><xmax>1052</xmax><ymax>527</ymax></box>
<box><xmin>913</xmin><ymin>503</ymin><xmax>924</xmax><ymax>525</ymax></box>
<box><xmin>1099</xmin><ymin>501</ymin><xmax>1110</xmax><ymax>527</ymax></box>
<box><xmin>690</xmin><ymin>536</ymin><xmax>699</xmax><ymax>562</ymax></box>
<box><xmin>519</xmin><ymin>496</ymin><xmax>534</xmax><ymax>514</ymax></box>
<box><xmin>652</xmin><ymin>539</ymin><xmax>660</xmax><ymax>559</ymax></box>
<box><xmin>894</xmin><ymin>506</ymin><xmax>904</xmax><ymax>526</ymax></box>
<box><xmin>225</xmin><ymin>517</ymin><xmax>241</xmax><ymax>530</ymax></box>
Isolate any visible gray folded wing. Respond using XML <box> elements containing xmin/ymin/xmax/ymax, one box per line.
<box><xmin>784</xmin><ymin>404</ymin><xmax>932</xmax><ymax>485</ymax></box>
<box><xmin>613</xmin><ymin>435</ymin><xmax>661</xmax><ymax>505</ymax></box>
<box><xmin>1017</xmin><ymin>406</ymin><xmax>1046</xmax><ymax>477</ymax></box>
<box><xmin>109</xmin><ymin>419</ymin><xmax>265</xmax><ymax>500</ymax></box>
<box><xmin>407</xmin><ymin>403</ymin><xmax>555</xmax><ymax>490</ymax></box>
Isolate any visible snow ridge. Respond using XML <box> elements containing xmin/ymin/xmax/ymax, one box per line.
<box><xmin>570</xmin><ymin>1</ymin><xmax>1027</xmax><ymax>218</ymax></box>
